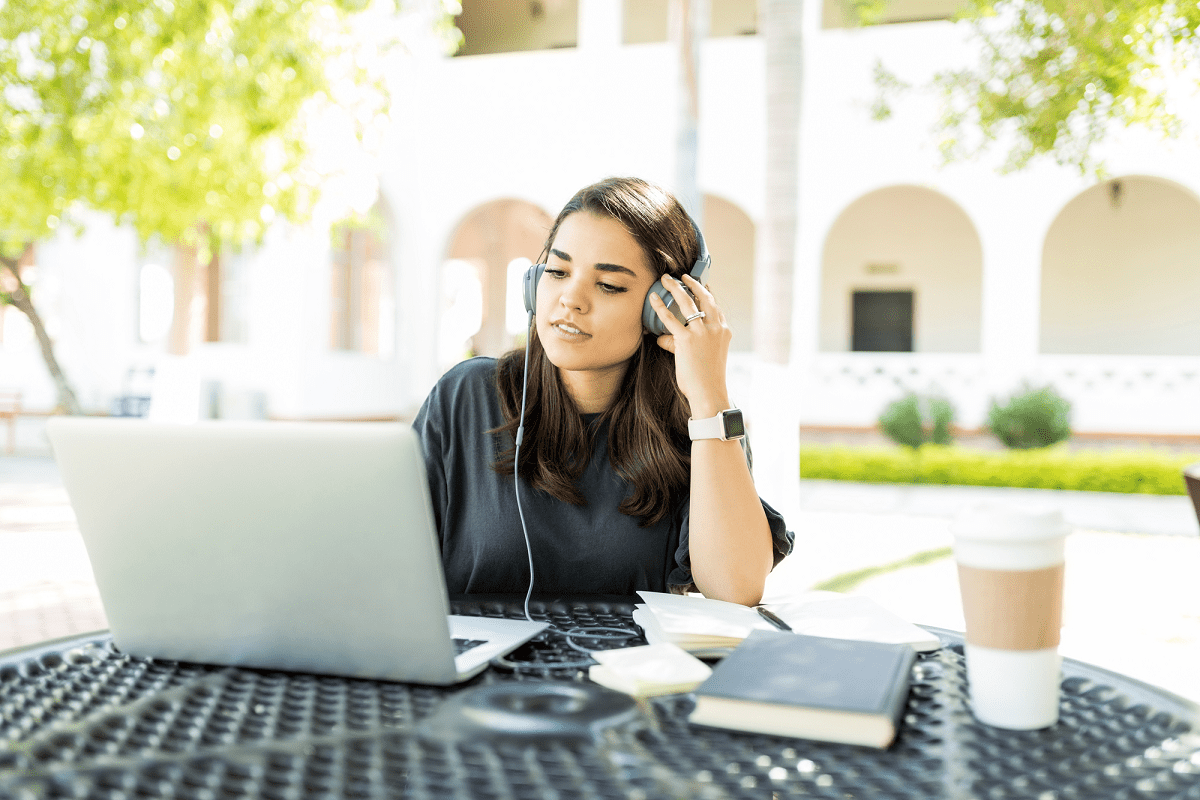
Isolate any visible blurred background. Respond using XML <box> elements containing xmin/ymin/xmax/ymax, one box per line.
<box><xmin>3</xmin><ymin>0</ymin><xmax>1200</xmax><ymax>517</ymax></box>
<box><xmin>4</xmin><ymin>0</ymin><xmax>1200</xmax><ymax>698</ymax></box>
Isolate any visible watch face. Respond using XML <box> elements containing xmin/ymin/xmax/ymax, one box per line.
<box><xmin>722</xmin><ymin>410</ymin><xmax>745</xmax><ymax>439</ymax></box>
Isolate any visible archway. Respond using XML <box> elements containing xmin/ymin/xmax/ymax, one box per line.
<box><xmin>701</xmin><ymin>195</ymin><xmax>756</xmax><ymax>352</ymax></box>
<box><xmin>442</xmin><ymin>199</ymin><xmax>553</xmax><ymax>369</ymax></box>
<box><xmin>819</xmin><ymin>186</ymin><xmax>983</xmax><ymax>353</ymax></box>
<box><xmin>1040</xmin><ymin>176</ymin><xmax>1200</xmax><ymax>355</ymax></box>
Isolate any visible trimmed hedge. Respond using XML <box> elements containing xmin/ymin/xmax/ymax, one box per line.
<box><xmin>799</xmin><ymin>444</ymin><xmax>1200</xmax><ymax>496</ymax></box>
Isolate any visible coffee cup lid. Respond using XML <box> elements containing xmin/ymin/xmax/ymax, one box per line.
<box><xmin>952</xmin><ymin>502</ymin><xmax>1070</xmax><ymax>542</ymax></box>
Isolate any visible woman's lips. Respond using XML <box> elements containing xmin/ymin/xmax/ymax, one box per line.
<box><xmin>549</xmin><ymin>321</ymin><xmax>590</xmax><ymax>340</ymax></box>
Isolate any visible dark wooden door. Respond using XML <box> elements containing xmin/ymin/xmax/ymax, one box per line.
<box><xmin>852</xmin><ymin>290</ymin><xmax>913</xmax><ymax>351</ymax></box>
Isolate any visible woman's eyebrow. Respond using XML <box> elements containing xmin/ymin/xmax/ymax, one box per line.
<box><xmin>594</xmin><ymin>263</ymin><xmax>638</xmax><ymax>277</ymax></box>
<box><xmin>550</xmin><ymin>248</ymin><xmax>638</xmax><ymax>278</ymax></box>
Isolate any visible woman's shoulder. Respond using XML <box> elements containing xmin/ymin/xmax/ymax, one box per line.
<box><xmin>438</xmin><ymin>356</ymin><xmax>498</xmax><ymax>387</ymax></box>
<box><xmin>427</xmin><ymin>356</ymin><xmax>500</xmax><ymax>410</ymax></box>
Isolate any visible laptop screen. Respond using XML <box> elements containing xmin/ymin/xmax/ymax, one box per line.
<box><xmin>47</xmin><ymin>418</ymin><xmax>463</xmax><ymax>682</ymax></box>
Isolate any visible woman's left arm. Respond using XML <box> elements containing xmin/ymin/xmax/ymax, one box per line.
<box><xmin>649</xmin><ymin>275</ymin><xmax>775</xmax><ymax>606</ymax></box>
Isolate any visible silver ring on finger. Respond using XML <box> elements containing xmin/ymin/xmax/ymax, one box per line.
<box><xmin>683</xmin><ymin>310</ymin><xmax>706</xmax><ymax>326</ymax></box>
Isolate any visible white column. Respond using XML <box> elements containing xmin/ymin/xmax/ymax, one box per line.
<box><xmin>746</xmin><ymin>360</ymin><xmax>802</xmax><ymax>527</ymax></box>
<box><xmin>578</xmin><ymin>0</ymin><xmax>623</xmax><ymax>51</ymax></box>
<box><xmin>977</xmin><ymin>210</ymin><xmax>1045</xmax><ymax>407</ymax></box>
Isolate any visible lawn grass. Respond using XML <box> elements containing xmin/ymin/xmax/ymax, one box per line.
<box><xmin>800</xmin><ymin>444</ymin><xmax>1199</xmax><ymax>496</ymax></box>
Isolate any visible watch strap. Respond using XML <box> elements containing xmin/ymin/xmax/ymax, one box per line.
<box><xmin>688</xmin><ymin>408</ymin><xmax>744</xmax><ymax>441</ymax></box>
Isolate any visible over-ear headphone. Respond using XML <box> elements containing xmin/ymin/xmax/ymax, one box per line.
<box><xmin>522</xmin><ymin>214</ymin><xmax>711</xmax><ymax>337</ymax></box>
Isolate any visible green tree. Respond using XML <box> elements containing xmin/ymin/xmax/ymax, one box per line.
<box><xmin>0</xmin><ymin>0</ymin><xmax>454</xmax><ymax>413</ymax></box>
<box><xmin>871</xmin><ymin>0</ymin><xmax>1200</xmax><ymax>174</ymax></box>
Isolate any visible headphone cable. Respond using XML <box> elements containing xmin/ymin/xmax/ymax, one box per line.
<box><xmin>504</xmin><ymin>303</ymin><xmax>641</xmax><ymax>672</ymax></box>
<box><xmin>514</xmin><ymin>311</ymin><xmax>537</xmax><ymax>624</ymax></box>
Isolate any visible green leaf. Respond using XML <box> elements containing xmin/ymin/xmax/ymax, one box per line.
<box><xmin>0</xmin><ymin>0</ymin><xmax>453</xmax><ymax>250</ymax></box>
<box><xmin>874</xmin><ymin>0</ymin><xmax>1200</xmax><ymax>174</ymax></box>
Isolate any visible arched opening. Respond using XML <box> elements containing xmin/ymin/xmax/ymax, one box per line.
<box><xmin>701</xmin><ymin>195</ymin><xmax>755</xmax><ymax>352</ymax></box>
<box><xmin>330</xmin><ymin>196</ymin><xmax>395</xmax><ymax>358</ymax></box>
<box><xmin>819</xmin><ymin>186</ymin><xmax>983</xmax><ymax>353</ymax></box>
<box><xmin>1040</xmin><ymin>176</ymin><xmax>1200</xmax><ymax>356</ymax></box>
<box><xmin>442</xmin><ymin>199</ymin><xmax>552</xmax><ymax>370</ymax></box>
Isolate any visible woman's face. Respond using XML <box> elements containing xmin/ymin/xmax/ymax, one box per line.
<box><xmin>535</xmin><ymin>211</ymin><xmax>658</xmax><ymax>398</ymax></box>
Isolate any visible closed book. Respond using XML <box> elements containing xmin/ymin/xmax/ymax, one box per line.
<box><xmin>688</xmin><ymin>629</ymin><xmax>917</xmax><ymax>748</ymax></box>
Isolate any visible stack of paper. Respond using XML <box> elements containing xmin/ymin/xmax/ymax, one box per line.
<box><xmin>633</xmin><ymin>591</ymin><xmax>941</xmax><ymax>658</ymax></box>
<box><xmin>588</xmin><ymin>642</ymin><xmax>713</xmax><ymax>697</ymax></box>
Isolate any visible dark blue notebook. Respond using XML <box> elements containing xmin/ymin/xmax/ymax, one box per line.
<box><xmin>688</xmin><ymin>629</ymin><xmax>917</xmax><ymax>748</ymax></box>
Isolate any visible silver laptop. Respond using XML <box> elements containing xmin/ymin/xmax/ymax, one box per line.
<box><xmin>46</xmin><ymin>417</ymin><xmax>547</xmax><ymax>685</ymax></box>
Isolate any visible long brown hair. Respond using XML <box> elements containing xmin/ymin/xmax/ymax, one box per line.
<box><xmin>491</xmin><ymin>177</ymin><xmax>699</xmax><ymax>525</ymax></box>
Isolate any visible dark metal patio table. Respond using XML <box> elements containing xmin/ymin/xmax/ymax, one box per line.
<box><xmin>2</xmin><ymin>597</ymin><xmax>1199</xmax><ymax>800</ymax></box>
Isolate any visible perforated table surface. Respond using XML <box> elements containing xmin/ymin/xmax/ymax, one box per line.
<box><xmin>2</xmin><ymin>598</ymin><xmax>1199</xmax><ymax>800</ymax></box>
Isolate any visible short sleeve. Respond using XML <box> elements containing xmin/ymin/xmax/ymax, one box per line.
<box><xmin>666</xmin><ymin>495</ymin><xmax>794</xmax><ymax>594</ymax></box>
<box><xmin>411</xmin><ymin>381</ymin><xmax>450</xmax><ymax>540</ymax></box>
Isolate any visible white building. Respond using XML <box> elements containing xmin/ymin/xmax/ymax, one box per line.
<box><xmin>4</xmin><ymin>0</ymin><xmax>1199</xmax><ymax>444</ymax></box>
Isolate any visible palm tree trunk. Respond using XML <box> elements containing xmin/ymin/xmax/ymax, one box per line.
<box><xmin>746</xmin><ymin>0</ymin><xmax>805</xmax><ymax>523</ymax></box>
<box><xmin>756</xmin><ymin>0</ymin><xmax>803</xmax><ymax>364</ymax></box>
<box><xmin>0</xmin><ymin>245</ymin><xmax>82</xmax><ymax>415</ymax></box>
<box><xmin>670</xmin><ymin>0</ymin><xmax>709</xmax><ymax>221</ymax></box>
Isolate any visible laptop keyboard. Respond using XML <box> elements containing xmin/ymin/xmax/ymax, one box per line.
<box><xmin>453</xmin><ymin>637</ymin><xmax>487</xmax><ymax>656</ymax></box>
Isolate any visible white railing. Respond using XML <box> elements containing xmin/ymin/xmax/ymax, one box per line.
<box><xmin>803</xmin><ymin>353</ymin><xmax>991</xmax><ymax>428</ymax></box>
<box><xmin>802</xmin><ymin>353</ymin><xmax>1200</xmax><ymax>435</ymax></box>
<box><xmin>1029</xmin><ymin>355</ymin><xmax>1200</xmax><ymax>435</ymax></box>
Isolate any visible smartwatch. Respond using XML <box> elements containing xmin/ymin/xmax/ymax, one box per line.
<box><xmin>688</xmin><ymin>408</ymin><xmax>745</xmax><ymax>441</ymax></box>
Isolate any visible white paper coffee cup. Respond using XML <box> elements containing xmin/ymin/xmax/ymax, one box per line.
<box><xmin>953</xmin><ymin>503</ymin><xmax>1070</xmax><ymax>730</ymax></box>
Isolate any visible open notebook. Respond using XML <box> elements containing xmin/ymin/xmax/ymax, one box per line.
<box><xmin>634</xmin><ymin>590</ymin><xmax>941</xmax><ymax>658</ymax></box>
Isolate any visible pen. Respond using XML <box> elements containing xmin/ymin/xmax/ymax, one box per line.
<box><xmin>755</xmin><ymin>606</ymin><xmax>793</xmax><ymax>632</ymax></box>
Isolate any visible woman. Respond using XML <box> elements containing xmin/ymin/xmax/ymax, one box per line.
<box><xmin>413</xmin><ymin>177</ymin><xmax>791</xmax><ymax>606</ymax></box>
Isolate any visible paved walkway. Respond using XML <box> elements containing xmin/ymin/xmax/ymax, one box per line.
<box><xmin>2</xmin><ymin>454</ymin><xmax>1198</xmax><ymax>705</ymax></box>
<box><xmin>766</xmin><ymin>480</ymin><xmax>1200</xmax><ymax>705</ymax></box>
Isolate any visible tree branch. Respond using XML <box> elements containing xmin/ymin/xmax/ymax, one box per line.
<box><xmin>1</xmin><ymin>244</ymin><xmax>82</xmax><ymax>415</ymax></box>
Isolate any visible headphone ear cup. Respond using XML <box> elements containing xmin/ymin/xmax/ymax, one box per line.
<box><xmin>643</xmin><ymin>216</ymin><xmax>710</xmax><ymax>337</ymax></box>
<box><xmin>642</xmin><ymin>280</ymin><xmax>674</xmax><ymax>337</ymax></box>
<box><xmin>523</xmin><ymin>263</ymin><xmax>547</xmax><ymax>315</ymax></box>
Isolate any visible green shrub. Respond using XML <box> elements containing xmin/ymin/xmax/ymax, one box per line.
<box><xmin>878</xmin><ymin>393</ymin><xmax>955</xmax><ymax>448</ymax></box>
<box><xmin>987</xmin><ymin>385</ymin><xmax>1072</xmax><ymax>449</ymax></box>
<box><xmin>799</xmin><ymin>444</ymin><xmax>1198</xmax><ymax>495</ymax></box>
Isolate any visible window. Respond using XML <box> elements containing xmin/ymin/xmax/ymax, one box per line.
<box><xmin>822</xmin><ymin>0</ymin><xmax>962</xmax><ymax>28</ymax></box>
<box><xmin>214</xmin><ymin>247</ymin><xmax>251</xmax><ymax>344</ymax></box>
<box><xmin>624</xmin><ymin>0</ymin><xmax>757</xmax><ymax>44</ymax></box>
<box><xmin>454</xmin><ymin>0</ymin><xmax>578</xmax><ymax>56</ymax></box>
<box><xmin>624</xmin><ymin>0</ymin><xmax>667</xmax><ymax>43</ymax></box>
<box><xmin>330</xmin><ymin>211</ymin><xmax>394</xmax><ymax>357</ymax></box>
<box><xmin>711</xmin><ymin>0</ymin><xmax>757</xmax><ymax>37</ymax></box>
<box><xmin>138</xmin><ymin>261</ymin><xmax>174</xmax><ymax>343</ymax></box>
<box><xmin>851</xmin><ymin>290</ymin><xmax>913</xmax><ymax>352</ymax></box>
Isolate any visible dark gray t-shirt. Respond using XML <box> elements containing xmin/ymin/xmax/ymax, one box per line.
<box><xmin>412</xmin><ymin>357</ymin><xmax>792</xmax><ymax>597</ymax></box>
